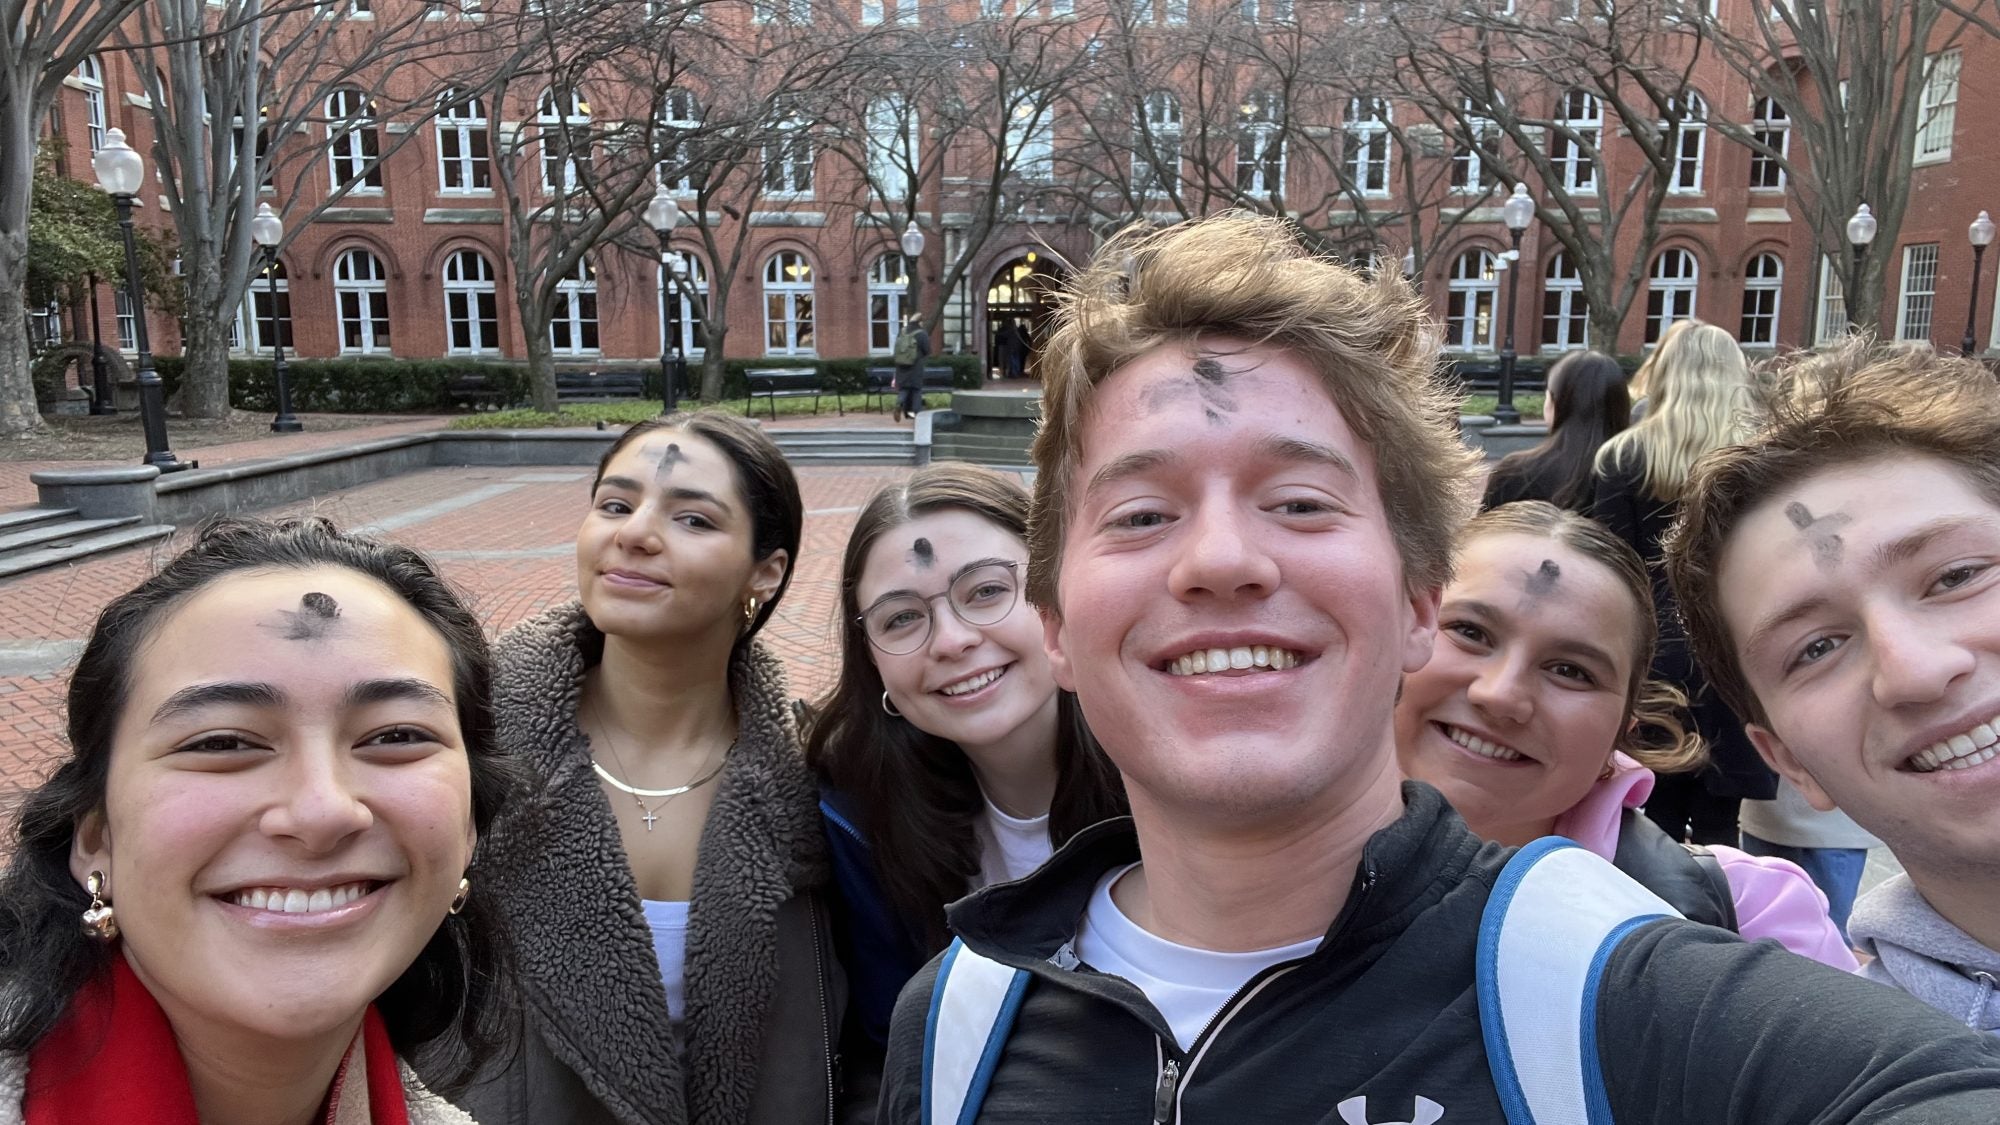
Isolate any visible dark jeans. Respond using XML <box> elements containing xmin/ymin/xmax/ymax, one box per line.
<box><xmin>1740</xmin><ymin>832</ymin><xmax>1868</xmax><ymax>941</ymax></box>
<box><xmin>1642</xmin><ymin>771</ymin><xmax>1741</xmax><ymax>847</ymax></box>
<box><xmin>897</xmin><ymin>384</ymin><xmax>924</xmax><ymax>416</ymax></box>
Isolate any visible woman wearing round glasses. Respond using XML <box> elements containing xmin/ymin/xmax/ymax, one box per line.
<box><xmin>807</xmin><ymin>464</ymin><xmax>1126</xmax><ymax>1062</ymax></box>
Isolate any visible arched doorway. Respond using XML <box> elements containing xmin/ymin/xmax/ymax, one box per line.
<box><xmin>985</xmin><ymin>252</ymin><xmax>1062</xmax><ymax>381</ymax></box>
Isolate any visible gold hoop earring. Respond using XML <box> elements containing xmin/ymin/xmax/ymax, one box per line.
<box><xmin>81</xmin><ymin>870</ymin><xmax>118</xmax><ymax>942</ymax></box>
<box><xmin>880</xmin><ymin>691</ymin><xmax>902</xmax><ymax>718</ymax></box>
<box><xmin>449</xmin><ymin>876</ymin><xmax>471</xmax><ymax>916</ymax></box>
<box><xmin>742</xmin><ymin>597</ymin><xmax>759</xmax><ymax>629</ymax></box>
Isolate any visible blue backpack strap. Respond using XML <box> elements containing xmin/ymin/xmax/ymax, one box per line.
<box><xmin>921</xmin><ymin>938</ymin><xmax>1031</xmax><ymax>1125</ymax></box>
<box><xmin>1477</xmin><ymin>837</ymin><xmax>1684</xmax><ymax>1125</ymax></box>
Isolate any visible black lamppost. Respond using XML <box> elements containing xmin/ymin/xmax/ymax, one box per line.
<box><xmin>1494</xmin><ymin>182</ymin><xmax>1536</xmax><ymax>426</ymax></box>
<box><xmin>91</xmin><ymin>128</ymin><xmax>183</xmax><ymax>472</ymax></box>
<box><xmin>87</xmin><ymin>274</ymin><xmax>114</xmax><ymax>415</ymax></box>
<box><xmin>899</xmin><ymin>220</ymin><xmax>926</xmax><ymax>306</ymax></box>
<box><xmin>1963</xmin><ymin>211</ymin><xmax>1994</xmax><ymax>356</ymax></box>
<box><xmin>249</xmin><ymin>202</ymin><xmax>302</xmax><ymax>433</ymax></box>
<box><xmin>1847</xmin><ymin>202</ymin><xmax>1877</xmax><ymax>333</ymax></box>
<box><xmin>644</xmin><ymin>185</ymin><xmax>687</xmax><ymax>412</ymax></box>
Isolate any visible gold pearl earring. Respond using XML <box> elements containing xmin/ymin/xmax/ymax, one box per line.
<box><xmin>81</xmin><ymin>870</ymin><xmax>119</xmax><ymax>942</ymax></box>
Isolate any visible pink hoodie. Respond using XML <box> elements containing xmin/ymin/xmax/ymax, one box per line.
<box><xmin>1550</xmin><ymin>753</ymin><xmax>1858</xmax><ymax>969</ymax></box>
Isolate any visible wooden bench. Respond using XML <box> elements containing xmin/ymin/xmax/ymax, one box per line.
<box><xmin>863</xmin><ymin>365</ymin><xmax>956</xmax><ymax>413</ymax></box>
<box><xmin>745</xmin><ymin>367</ymin><xmax>825</xmax><ymax>420</ymax></box>
<box><xmin>557</xmin><ymin>368</ymin><xmax>649</xmax><ymax>404</ymax></box>
<box><xmin>445</xmin><ymin>372</ymin><xmax>515</xmax><ymax>412</ymax></box>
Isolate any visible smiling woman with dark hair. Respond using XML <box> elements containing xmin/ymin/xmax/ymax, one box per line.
<box><xmin>0</xmin><ymin>515</ymin><xmax>516</xmax><ymax>1125</ymax></box>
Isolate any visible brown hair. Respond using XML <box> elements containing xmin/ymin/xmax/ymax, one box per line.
<box><xmin>1465</xmin><ymin>502</ymin><xmax>1704</xmax><ymax>772</ymax></box>
<box><xmin>1668</xmin><ymin>337</ymin><xmax>2000</xmax><ymax>727</ymax></box>
<box><xmin>1026</xmin><ymin>213</ymin><xmax>1481</xmax><ymax>611</ymax></box>
<box><xmin>805</xmin><ymin>463</ymin><xmax>1126</xmax><ymax>953</ymax></box>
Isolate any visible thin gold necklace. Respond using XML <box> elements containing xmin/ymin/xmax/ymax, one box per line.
<box><xmin>589</xmin><ymin>700</ymin><xmax>732</xmax><ymax>831</ymax></box>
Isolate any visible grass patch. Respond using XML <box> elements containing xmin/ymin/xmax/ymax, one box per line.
<box><xmin>447</xmin><ymin>392</ymin><xmax>953</xmax><ymax>430</ymax></box>
<box><xmin>1460</xmin><ymin>392</ymin><xmax>1544</xmax><ymax>420</ymax></box>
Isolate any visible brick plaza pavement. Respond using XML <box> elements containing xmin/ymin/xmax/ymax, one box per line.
<box><xmin>0</xmin><ymin>454</ymin><xmax>929</xmax><ymax>795</ymax></box>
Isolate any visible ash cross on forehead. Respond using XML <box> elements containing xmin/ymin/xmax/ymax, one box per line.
<box><xmin>910</xmin><ymin>537</ymin><xmax>936</xmax><ymax>569</ymax></box>
<box><xmin>1140</xmin><ymin>354</ymin><xmax>1241</xmax><ymax>426</ymax></box>
<box><xmin>653</xmin><ymin>442</ymin><xmax>687</xmax><ymax>484</ymax></box>
<box><xmin>1785</xmin><ymin>501</ymin><xmax>1853</xmax><ymax>572</ymax></box>
<box><xmin>1517</xmin><ymin>559</ymin><xmax>1561</xmax><ymax>609</ymax></box>
<box><xmin>270</xmin><ymin>591</ymin><xmax>340</xmax><ymax>641</ymax></box>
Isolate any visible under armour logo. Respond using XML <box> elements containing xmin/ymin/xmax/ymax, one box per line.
<box><xmin>1335</xmin><ymin>1095</ymin><xmax>1444</xmax><ymax>1125</ymax></box>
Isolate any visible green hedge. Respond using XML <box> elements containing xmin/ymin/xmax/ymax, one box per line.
<box><xmin>151</xmin><ymin>353</ymin><xmax>984</xmax><ymax>413</ymax></box>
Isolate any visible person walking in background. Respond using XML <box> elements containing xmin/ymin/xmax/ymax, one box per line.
<box><xmin>994</xmin><ymin>318</ymin><xmax>1027</xmax><ymax>382</ymax></box>
<box><xmin>891</xmin><ymin>313</ymin><xmax>931</xmax><ymax>424</ymax></box>
<box><xmin>1481</xmin><ymin>349</ymin><xmax>1630</xmax><ymax>512</ymax></box>
<box><xmin>1592</xmin><ymin>320</ymin><xmax>1771</xmax><ymax>846</ymax></box>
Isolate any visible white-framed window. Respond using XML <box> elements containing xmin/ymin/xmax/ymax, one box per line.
<box><xmin>425</xmin><ymin>0</ymin><xmax>481</xmax><ymax>18</ymax></box>
<box><xmin>250</xmin><ymin>258</ymin><xmax>293</xmax><ymax>351</ymax></box>
<box><xmin>1236</xmin><ymin>92</ymin><xmax>1284</xmax><ymax>198</ymax></box>
<box><xmin>1134</xmin><ymin>90</ymin><xmax>1182</xmax><ymax>194</ymax></box>
<box><xmin>659</xmin><ymin>254</ymin><xmax>710</xmax><ymax>357</ymax></box>
<box><xmin>1645</xmin><ymin>247</ymin><xmax>1699</xmax><ymax>344</ymax></box>
<box><xmin>763</xmin><ymin>105</ymin><xmax>814</xmax><ymax>197</ymax></box>
<box><xmin>763</xmin><ymin>251</ymin><xmax>816</xmax><ymax>355</ymax></box>
<box><xmin>1816</xmin><ymin>254</ymin><xmax>1849</xmax><ymax>345</ymax></box>
<box><xmin>1916</xmin><ymin>50</ymin><xmax>1961</xmax><ymax>164</ymax></box>
<box><xmin>867</xmin><ymin>95</ymin><xmax>916</xmax><ymax>199</ymax></box>
<box><xmin>551</xmin><ymin>257</ymin><xmax>599</xmax><ymax>355</ymax></box>
<box><xmin>1135</xmin><ymin>0</ymin><xmax>1188</xmax><ymax>21</ymax></box>
<box><xmin>1241</xmin><ymin>0</ymin><xmax>1292</xmax><ymax>20</ymax></box>
<box><xmin>1896</xmin><ymin>242</ymin><xmax>1940</xmax><ymax>342</ymax></box>
<box><xmin>1749</xmin><ymin>95</ymin><xmax>1788</xmax><ymax>189</ymax></box>
<box><xmin>1552</xmin><ymin>88</ymin><xmax>1598</xmax><ymax>194</ymax></box>
<box><xmin>1445</xmin><ymin>249</ymin><xmax>1498</xmax><ymax>351</ymax></box>
<box><xmin>76</xmin><ymin>57</ymin><xmax>107</xmax><ymax>152</ymax></box>
<box><xmin>1343</xmin><ymin>96</ymin><xmax>1391</xmax><ymax>197</ymax></box>
<box><xmin>114</xmin><ymin>289</ymin><xmax>136</xmax><ymax>351</ymax></box>
<box><xmin>538</xmin><ymin>86</ymin><xmax>590</xmax><ymax>193</ymax></box>
<box><xmin>1739</xmin><ymin>252</ymin><xmax>1782</xmax><ymax>347</ymax></box>
<box><xmin>436</xmin><ymin>91</ymin><xmax>490</xmax><ymax>193</ymax></box>
<box><xmin>28</xmin><ymin>301</ymin><xmax>62</xmax><ymax>352</ymax></box>
<box><xmin>868</xmin><ymin>252</ymin><xmax>913</xmax><ymax>354</ymax></box>
<box><xmin>326</xmin><ymin>88</ymin><xmax>383</xmax><ymax>192</ymax></box>
<box><xmin>443</xmin><ymin>249</ymin><xmax>499</xmax><ymax>355</ymax></box>
<box><xmin>1664</xmin><ymin>90</ymin><xmax>1706</xmax><ymax>193</ymax></box>
<box><xmin>1005</xmin><ymin>100</ymin><xmax>1054</xmax><ymax>181</ymax></box>
<box><xmin>658</xmin><ymin>89</ymin><xmax>700</xmax><ymax>194</ymax></box>
<box><xmin>1451</xmin><ymin>99</ymin><xmax>1498</xmax><ymax>192</ymax></box>
<box><xmin>862</xmin><ymin>0</ymin><xmax>913</xmax><ymax>23</ymax></box>
<box><xmin>753</xmin><ymin>0</ymin><xmax>810</xmax><ymax>22</ymax></box>
<box><xmin>334</xmin><ymin>248</ymin><xmax>391</xmax><ymax>354</ymax></box>
<box><xmin>1541</xmin><ymin>252</ymin><xmax>1589</xmax><ymax>351</ymax></box>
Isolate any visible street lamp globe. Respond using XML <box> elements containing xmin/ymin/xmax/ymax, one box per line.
<box><xmin>644</xmin><ymin>185</ymin><xmax>682</xmax><ymax>234</ymax></box>
<box><xmin>1400</xmin><ymin>247</ymin><xmax>1416</xmax><ymax>278</ymax></box>
<box><xmin>1847</xmin><ymin>203</ymin><xmax>1878</xmax><ymax>248</ymax></box>
<box><xmin>250</xmin><ymin>201</ymin><xmax>283</xmax><ymax>249</ymax></box>
<box><xmin>92</xmin><ymin>128</ymin><xmax>145</xmax><ymax>197</ymax></box>
<box><xmin>1971</xmin><ymin>211</ymin><xmax>1995</xmax><ymax>249</ymax></box>
<box><xmin>900</xmin><ymin>222</ymin><xmax>925</xmax><ymax>259</ymax></box>
<box><xmin>1501</xmin><ymin>182</ymin><xmax>1535</xmax><ymax>233</ymax></box>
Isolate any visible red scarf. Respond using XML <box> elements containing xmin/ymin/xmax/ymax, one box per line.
<box><xmin>22</xmin><ymin>956</ymin><xmax>411</xmax><ymax>1125</ymax></box>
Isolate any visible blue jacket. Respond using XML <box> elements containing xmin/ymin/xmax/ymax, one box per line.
<box><xmin>820</xmin><ymin>786</ymin><xmax>930</xmax><ymax>1048</ymax></box>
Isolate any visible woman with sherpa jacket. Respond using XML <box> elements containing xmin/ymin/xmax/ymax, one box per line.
<box><xmin>460</xmin><ymin>413</ymin><xmax>846</xmax><ymax>1125</ymax></box>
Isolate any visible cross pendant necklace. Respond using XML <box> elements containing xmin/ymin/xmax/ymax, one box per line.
<box><xmin>641</xmin><ymin>808</ymin><xmax>660</xmax><ymax>831</ymax></box>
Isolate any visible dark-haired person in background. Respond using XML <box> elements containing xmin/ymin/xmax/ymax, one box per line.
<box><xmin>1480</xmin><ymin>349</ymin><xmax>1629</xmax><ymax>513</ymax></box>
<box><xmin>0</xmin><ymin>516</ymin><xmax>515</xmax><ymax>1124</ymax></box>
<box><xmin>463</xmin><ymin>412</ymin><xmax>845</xmax><ymax>1125</ymax></box>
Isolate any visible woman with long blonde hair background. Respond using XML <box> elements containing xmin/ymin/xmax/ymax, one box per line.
<box><xmin>1592</xmin><ymin>320</ymin><xmax>1771</xmax><ymax>847</ymax></box>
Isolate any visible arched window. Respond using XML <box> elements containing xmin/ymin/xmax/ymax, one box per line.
<box><xmin>1664</xmin><ymin>90</ymin><xmax>1706</xmax><ymax>193</ymax></box>
<box><xmin>868</xmin><ymin>252</ymin><xmax>913</xmax><ymax>353</ymax></box>
<box><xmin>443</xmin><ymin>250</ymin><xmax>499</xmax><ymax>354</ymax></box>
<box><xmin>436</xmin><ymin>91</ymin><xmax>490</xmax><ymax>192</ymax></box>
<box><xmin>1445</xmin><ymin>249</ymin><xmax>1498</xmax><ymax>351</ymax></box>
<box><xmin>1739</xmin><ymin>253</ymin><xmax>1782</xmax><ymax>347</ymax></box>
<box><xmin>659</xmin><ymin>89</ymin><xmax>701</xmax><ymax>193</ymax></box>
<box><xmin>333</xmin><ymin>248</ymin><xmax>391</xmax><ymax>353</ymax></box>
<box><xmin>76</xmin><ymin>57</ymin><xmax>107</xmax><ymax>153</ymax></box>
<box><xmin>1541</xmin><ymin>252</ymin><xmax>1588</xmax><ymax>351</ymax></box>
<box><xmin>1646</xmin><ymin>248</ymin><xmax>1699</xmax><ymax>344</ymax></box>
<box><xmin>1343</xmin><ymin>96</ymin><xmax>1391</xmax><ymax>197</ymax></box>
<box><xmin>1236</xmin><ymin>92</ymin><xmax>1283</xmax><ymax>197</ymax></box>
<box><xmin>326</xmin><ymin>88</ymin><xmax>382</xmax><ymax>191</ymax></box>
<box><xmin>1134</xmin><ymin>91</ymin><xmax>1182</xmax><ymax>194</ymax></box>
<box><xmin>251</xmin><ymin>258</ymin><xmax>292</xmax><ymax>352</ymax></box>
<box><xmin>1750</xmin><ymin>96</ymin><xmax>1788</xmax><ymax>190</ymax></box>
<box><xmin>1552</xmin><ymin>89</ymin><xmax>1599</xmax><ymax>193</ymax></box>
<box><xmin>659</xmin><ymin>253</ymin><xmax>710</xmax><ymax>358</ymax></box>
<box><xmin>763</xmin><ymin>251</ymin><xmax>815</xmax><ymax>355</ymax></box>
<box><xmin>867</xmin><ymin>96</ymin><xmax>917</xmax><ymax>198</ymax></box>
<box><xmin>551</xmin><ymin>258</ymin><xmax>599</xmax><ymax>355</ymax></box>
<box><xmin>538</xmin><ymin>86</ymin><xmax>590</xmax><ymax>192</ymax></box>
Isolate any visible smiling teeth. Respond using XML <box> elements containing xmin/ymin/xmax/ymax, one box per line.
<box><xmin>230</xmin><ymin>882</ymin><xmax>372</xmax><ymax>913</ymax></box>
<box><xmin>1444</xmin><ymin>724</ymin><xmax>1525</xmax><ymax>762</ymax></box>
<box><xmin>1166</xmin><ymin>646</ymin><xmax>1300</xmax><ymax>676</ymax></box>
<box><xmin>1907</xmin><ymin>719</ymin><xmax>2000</xmax><ymax>773</ymax></box>
<box><xmin>941</xmin><ymin>667</ymin><xmax>1005</xmax><ymax>696</ymax></box>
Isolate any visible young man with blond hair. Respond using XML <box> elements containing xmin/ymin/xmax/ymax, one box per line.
<box><xmin>1670</xmin><ymin>340</ymin><xmax>2000</xmax><ymax>1035</ymax></box>
<box><xmin>874</xmin><ymin>216</ymin><xmax>2000</xmax><ymax>1123</ymax></box>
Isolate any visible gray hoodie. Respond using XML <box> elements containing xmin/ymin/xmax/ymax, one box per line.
<box><xmin>1849</xmin><ymin>874</ymin><xmax>2000</xmax><ymax>1035</ymax></box>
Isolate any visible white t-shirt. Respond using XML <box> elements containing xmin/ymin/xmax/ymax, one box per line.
<box><xmin>972</xmin><ymin>796</ymin><xmax>1053</xmax><ymax>890</ymax></box>
<box><xmin>1074</xmin><ymin>863</ymin><xmax>1322</xmax><ymax>1051</ymax></box>
<box><xmin>642</xmin><ymin>898</ymin><xmax>692</xmax><ymax>1023</ymax></box>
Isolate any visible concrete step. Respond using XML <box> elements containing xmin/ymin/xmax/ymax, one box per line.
<box><xmin>0</xmin><ymin>506</ymin><xmax>79</xmax><ymax>534</ymax></box>
<box><xmin>768</xmin><ymin>429</ymin><xmax>912</xmax><ymax>444</ymax></box>
<box><xmin>780</xmin><ymin>450</ymin><xmax>918</xmax><ymax>466</ymax></box>
<box><xmin>0</xmin><ymin>522</ymin><xmax>176</xmax><ymax>580</ymax></box>
<box><xmin>0</xmin><ymin>515</ymin><xmax>142</xmax><ymax>555</ymax></box>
